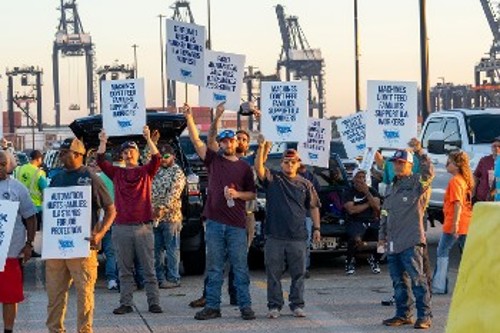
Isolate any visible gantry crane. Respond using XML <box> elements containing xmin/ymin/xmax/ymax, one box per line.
<box><xmin>52</xmin><ymin>0</ymin><xmax>96</xmax><ymax>126</ymax></box>
<box><xmin>167</xmin><ymin>1</ymin><xmax>196</xmax><ymax>108</ymax></box>
<box><xmin>275</xmin><ymin>4</ymin><xmax>326</xmax><ymax>118</ymax></box>
<box><xmin>475</xmin><ymin>0</ymin><xmax>500</xmax><ymax>107</ymax></box>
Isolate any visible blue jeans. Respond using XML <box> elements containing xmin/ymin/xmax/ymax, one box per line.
<box><xmin>154</xmin><ymin>222</ymin><xmax>181</xmax><ymax>283</ymax></box>
<box><xmin>102</xmin><ymin>228</ymin><xmax>118</xmax><ymax>282</ymax></box>
<box><xmin>205</xmin><ymin>219</ymin><xmax>251</xmax><ymax>310</ymax></box>
<box><xmin>305</xmin><ymin>217</ymin><xmax>312</xmax><ymax>270</ymax></box>
<box><xmin>387</xmin><ymin>246</ymin><xmax>431</xmax><ymax>320</ymax></box>
<box><xmin>432</xmin><ymin>233</ymin><xmax>466</xmax><ymax>294</ymax></box>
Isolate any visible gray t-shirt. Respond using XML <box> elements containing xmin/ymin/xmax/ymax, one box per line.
<box><xmin>0</xmin><ymin>178</ymin><xmax>37</xmax><ymax>258</ymax></box>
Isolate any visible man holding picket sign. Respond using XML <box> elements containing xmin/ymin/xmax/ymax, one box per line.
<box><xmin>45</xmin><ymin>138</ymin><xmax>116</xmax><ymax>333</ymax></box>
<box><xmin>0</xmin><ymin>150</ymin><xmax>37</xmax><ymax>333</ymax></box>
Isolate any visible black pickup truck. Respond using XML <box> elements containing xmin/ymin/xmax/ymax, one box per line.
<box><xmin>248</xmin><ymin>152</ymin><xmax>358</xmax><ymax>269</ymax></box>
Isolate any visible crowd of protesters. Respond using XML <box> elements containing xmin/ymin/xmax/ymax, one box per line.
<box><xmin>1</xmin><ymin>111</ymin><xmax>499</xmax><ymax>332</ymax></box>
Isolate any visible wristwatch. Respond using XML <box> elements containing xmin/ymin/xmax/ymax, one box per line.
<box><xmin>313</xmin><ymin>226</ymin><xmax>320</xmax><ymax>232</ymax></box>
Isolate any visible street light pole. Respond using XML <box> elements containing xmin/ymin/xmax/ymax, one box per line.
<box><xmin>159</xmin><ymin>14</ymin><xmax>166</xmax><ymax>111</ymax></box>
<box><xmin>132</xmin><ymin>44</ymin><xmax>139</xmax><ymax>78</ymax></box>
<box><xmin>354</xmin><ymin>0</ymin><xmax>361</xmax><ymax>112</ymax></box>
<box><xmin>419</xmin><ymin>0</ymin><xmax>430</xmax><ymax>121</ymax></box>
<box><xmin>207</xmin><ymin>0</ymin><xmax>212</xmax><ymax>50</ymax></box>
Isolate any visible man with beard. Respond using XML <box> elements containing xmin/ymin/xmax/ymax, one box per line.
<box><xmin>188</xmin><ymin>128</ymin><xmax>257</xmax><ymax>308</ymax></box>
<box><xmin>183</xmin><ymin>103</ymin><xmax>257</xmax><ymax>321</ymax></box>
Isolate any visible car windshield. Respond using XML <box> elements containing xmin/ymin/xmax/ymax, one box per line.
<box><xmin>466</xmin><ymin>114</ymin><xmax>500</xmax><ymax>144</ymax></box>
<box><xmin>180</xmin><ymin>135</ymin><xmax>207</xmax><ymax>156</ymax></box>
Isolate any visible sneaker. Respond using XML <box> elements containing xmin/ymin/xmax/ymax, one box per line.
<box><xmin>159</xmin><ymin>281</ymin><xmax>181</xmax><ymax>289</ymax></box>
<box><xmin>240</xmin><ymin>307</ymin><xmax>256</xmax><ymax>320</ymax></box>
<box><xmin>414</xmin><ymin>318</ymin><xmax>432</xmax><ymax>329</ymax></box>
<box><xmin>381</xmin><ymin>296</ymin><xmax>395</xmax><ymax>306</ymax></box>
<box><xmin>107</xmin><ymin>279</ymin><xmax>119</xmax><ymax>291</ymax></box>
<box><xmin>293</xmin><ymin>308</ymin><xmax>306</xmax><ymax>318</ymax></box>
<box><xmin>345</xmin><ymin>258</ymin><xmax>355</xmax><ymax>275</ymax></box>
<box><xmin>194</xmin><ymin>308</ymin><xmax>222</xmax><ymax>320</ymax></box>
<box><xmin>113</xmin><ymin>305</ymin><xmax>133</xmax><ymax>315</ymax></box>
<box><xmin>267</xmin><ymin>308</ymin><xmax>280</xmax><ymax>319</ymax></box>
<box><xmin>382</xmin><ymin>316</ymin><xmax>414</xmax><ymax>326</ymax></box>
<box><xmin>189</xmin><ymin>296</ymin><xmax>206</xmax><ymax>308</ymax></box>
<box><xmin>148</xmin><ymin>304</ymin><xmax>163</xmax><ymax>313</ymax></box>
<box><xmin>368</xmin><ymin>255</ymin><xmax>381</xmax><ymax>274</ymax></box>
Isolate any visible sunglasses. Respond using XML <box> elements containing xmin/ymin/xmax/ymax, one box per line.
<box><xmin>162</xmin><ymin>153</ymin><xmax>172</xmax><ymax>159</ymax></box>
<box><xmin>218</xmin><ymin>130</ymin><xmax>236</xmax><ymax>141</ymax></box>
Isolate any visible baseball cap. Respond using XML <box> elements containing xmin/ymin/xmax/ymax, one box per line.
<box><xmin>60</xmin><ymin>138</ymin><xmax>86</xmax><ymax>155</ymax></box>
<box><xmin>389</xmin><ymin>149</ymin><xmax>414</xmax><ymax>164</ymax></box>
<box><xmin>282</xmin><ymin>148</ymin><xmax>301</xmax><ymax>161</ymax></box>
<box><xmin>120</xmin><ymin>141</ymin><xmax>139</xmax><ymax>152</ymax></box>
<box><xmin>352</xmin><ymin>168</ymin><xmax>367</xmax><ymax>178</ymax></box>
<box><xmin>216</xmin><ymin>129</ymin><xmax>236</xmax><ymax>142</ymax></box>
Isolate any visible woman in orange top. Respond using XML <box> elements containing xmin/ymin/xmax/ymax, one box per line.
<box><xmin>432</xmin><ymin>150</ymin><xmax>473</xmax><ymax>294</ymax></box>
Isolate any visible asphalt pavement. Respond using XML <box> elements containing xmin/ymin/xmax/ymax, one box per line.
<box><xmin>13</xmin><ymin>227</ymin><xmax>457</xmax><ymax>333</ymax></box>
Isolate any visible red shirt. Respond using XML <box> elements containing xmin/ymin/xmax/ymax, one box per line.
<box><xmin>97</xmin><ymin>153</ymin><xmax>161</xmax><ymax>224</ymax></box>
<box><xmin>473</xmin><ymin>155</ymin><xmax>494</xmax><ymax>201</ymax></box>
<box><xmin>443</xmin><ymin>175</ymin><xmax>472</xmax><ymax>235</ymax></box>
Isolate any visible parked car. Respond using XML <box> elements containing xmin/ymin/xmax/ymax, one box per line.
<box><xmin>247</xmin><ymin>152</ymin><xmax>370</xmax><ymax>269</ymax></box>
<box><xmin>421</xmin><ymin>108</ymin><xmax>500</xmax><ymax>225</ymax></box>
<box><xmin>69</xmin><ymin>112</ymin><xmax>206</xmax><ymax>275</ymax></box>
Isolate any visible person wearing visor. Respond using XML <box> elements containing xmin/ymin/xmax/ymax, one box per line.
<box><xmin>97</xmin><ymin>126</ymin><xmax>163</xmax><ymax>315</ymax></box>
<box><xmin>46</xmin><ymin>138</ymin><xmax>116</xmax><ymax>333</ymax></box>
<box><xmin>378</xmin><ymin>149</ymin><xmax>434</xmax><ymax>329</ymax></box>
<box><xmin>254</xmin><ymin>135</ymin><xmax>321</xmax><ymax>319</ymax></box>
<box><xmin>183</xmin><ymin>103</ymin><xmax>257</xmax><ymax>321</ymax></box>
<box><xmin>151</xmin><ymin>145</ymin><xmax>186</xmax><ymax>289</ymax></box>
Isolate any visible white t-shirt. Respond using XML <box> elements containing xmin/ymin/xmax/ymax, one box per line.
<box><xmin>0</xmin><ymin>178</ymin><xmax>37</xmax><ymax>258</ymax></box>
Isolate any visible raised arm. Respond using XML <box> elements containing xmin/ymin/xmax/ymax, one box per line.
<box><xmin>97</xmin><ymin>129</ymin><xmax>108</xmax><ymax>155</ymax></box>
<box><xmin>182</xmin><ymin>103</ymin><xmax>208</xmax><ymax>160</ymax></box>
<box><xmin>418</xmin><ymin>153</ymin><xmax>435</xmax><ymax>192</ymax></box>
<box><xmin>254</xmin><ymin>134</ymin><xmax>270</xmax><ymax>181</ymax></box>
<box><xmin>207</xmin><ymin>102</ymin><xmax>225</xmax><ymax>151</ymax></box>
<box><xmin>143</xmin><ymin>125</ymin><xmax>159</xmax><ymax>156</ymax></box>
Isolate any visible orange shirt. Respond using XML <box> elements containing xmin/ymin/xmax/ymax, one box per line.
<box><xmin>442</xmin><ymin>175</ymin><xmax>472</xmax><ymax>235</ymax></box>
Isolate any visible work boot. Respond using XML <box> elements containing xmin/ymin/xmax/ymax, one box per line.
<box><xmin>189</xmin><ymin>296</ymin><xmax>206</xmax><ymax>308</ymax></box>
<box><xmin>194</xmin><ymin>308</ymin><xmax>222</xmax><ymax>320</ymax></box>
<box><xmin>382</xmin><ymin>316</ymin><xmax>414</xmax><ymax>326</ymax></box>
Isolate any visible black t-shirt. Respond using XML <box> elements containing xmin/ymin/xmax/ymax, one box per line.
<box><xmin>262</xmin><ymin>170</ymin><xmax>320</xmax><ymax>241</ymax></box>
<box><xmin>49</xmin><ymin>166</ymin><xmax>113</xmax><ymax>228</ymax></box>
<box><xmin>342</xmin><ymin>186</ymin><xmax>380</xmax><ymax>223</ymax></box>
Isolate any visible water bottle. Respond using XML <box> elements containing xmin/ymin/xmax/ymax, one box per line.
<box><xmin>224</xmin><ymin>186</ymin><xmax>235</xmax><ymax>207</ymax></box>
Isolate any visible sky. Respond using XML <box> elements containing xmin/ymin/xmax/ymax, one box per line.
<box><xmin>0</xmin><ymin>0</ymin><xmax>493</xmax><ymax>126</ymax></box>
